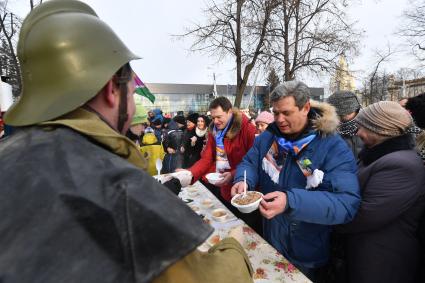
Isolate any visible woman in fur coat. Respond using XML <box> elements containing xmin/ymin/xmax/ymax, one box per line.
<box><xmin>183</xmin><ymin>114</ymin><xmax>209</xmax><ymax>168</ymax></box>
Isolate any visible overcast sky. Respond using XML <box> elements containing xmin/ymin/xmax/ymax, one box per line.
<box><xmin>10</xmin><ymin>0</ymin><xmax>419</xmax><ymax>89</ymax></box>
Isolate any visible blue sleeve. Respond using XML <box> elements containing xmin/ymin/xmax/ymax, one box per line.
<box><xmin>285</xmin><ymin>137</ymin><xmax>361</xmax><ymax>225</ymax></box>
<box><xmin>234</xmin><ymin>135</ymin><xmax>265</xmax><ymax>190</ymax></box>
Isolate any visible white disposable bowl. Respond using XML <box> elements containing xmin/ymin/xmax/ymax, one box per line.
<box><xmin>206</xmin><ymin>173</ymin><xmax>223</xmax><ymax>184</ymax></box>
<box><xmin>189</xmin><ymin>205</ymin><xmax>201</xmax><ymax>214</ymax></box>
<box><xmin>186</xmin><ymin>186</ymin><xmax>198</xmax><ymax>197</ymax></box>
<box><xmin>206</xmin><ymin>234</ymin><xmax>221</xmax><ymax>246</ymax></box>
<box><xmin>201</xmin><ymin>198</ymin><xmax>214</xmax><ymax>209</ymax></box>
<box><xmin>211</xmin><ymin>208</ymin><xmax>228</xmax><ymax>222</ymax></box>
<box><xmin>197</xmin><ymin>242</ymin><xmax>210</xmax><ymax>252</ymax></box>
<box><xmin>231</xmin><ymin>192</ymin><xmax>263</xmax><ymax>213</ymax></box>
<box><xmin>186</xmin><ymin>185</ymin><xmax>197</xmax><ymax>193</ymax></box>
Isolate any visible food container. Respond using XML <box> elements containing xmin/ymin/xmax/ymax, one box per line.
<box><xmin>197</xmin><ymin>232</ymin><xmax>221</xmax><ymax>252</ymax></box>
<box><xmin>197</xmin><ymin>242</ymin><xmax>210</xmax><ymax>252</ymax></box>
<box><xmin>207</xmin><ymin>234</ymin><xmax>221</xmax><ymax>246</ymax></box>
<box><xmin>205</xmin><ymin>173</ymin><xmax>223</xmax><ymax>184</ymax></box>
<box><xmin>231</xmin><ymin>191</ymin><xmax>263</xmax><ymax>213</ymax></box>
<box><xmin>211</xmin><ymin>208</ymin><xmax>228</xmax><ymax>222</ymax></box>
<box><xmin>188</xmin><ymin>205</ymin><xmax>201</xmax><ymax>214</ymax></box>
<box><xmin>201</xmin><ymin>198</ymin><xmax>214</xmax><ymax>209</ymax></box>
<box><xmin>186</xmin><ymin>185</ymin><xmax>198</xmax><ymax>197</ymax></box>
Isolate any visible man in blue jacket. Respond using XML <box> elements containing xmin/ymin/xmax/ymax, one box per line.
<box><xmin>231</xmin><ymin>81</ymin><xmax>360</xmax><ymax>280</ymax></box>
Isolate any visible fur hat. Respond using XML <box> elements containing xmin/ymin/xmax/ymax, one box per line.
<box><xmin>173</xmin><ymin>115</ymin><xmax>186</xmax><ymax>126</ymax></box>
<box><xmin>327</xmin><ymin>91</ymin><xmax>361</xmax><ymax>117</ymax></box>
<box><xmin>255</xmin><ymin>111</ymin><xmax>274</xmax><ymax>124</ymax></box>
<box><xmin>187</xmin><ymin>113</ymin><xmax>199</xmax><ymax>124</ymax></box>
<box><xmin>405</xmin><ymin>93</ymin><xmax>425</xmax><ymax>129</ymax></box>
<box><xmin>355</xmin><ymin>101</ymin><xmax>412</xmax><ymax>137</ymax></box>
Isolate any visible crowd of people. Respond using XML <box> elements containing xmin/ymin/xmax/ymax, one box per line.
<box><xmin>1</xmin><ymin>1</ymin><xmax>425</xmax><ymax>283</ymax></box>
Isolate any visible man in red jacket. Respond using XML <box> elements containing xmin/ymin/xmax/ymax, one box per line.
<box><xmin>177</xmin><ymin>96</ymin><xmax>259</xmax><ymax>230</ymax></box>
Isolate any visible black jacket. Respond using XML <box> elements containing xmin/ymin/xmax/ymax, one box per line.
<box><xmin>162</xmin><ymin>124</ymin><xmax>185</xmax><ymax>173</ymax></box>
<box><xmin>341</xmin><ymin>134</ymin><xmax>363</xmax><ymax>159</ymax></box>
<box><xmin>183</xmin><ymin>128</ymin><xmax>207</xmax><ymax>168</ymax></box>
<box><xmin>338</xmin><ymin>135</ymin><xmax>425</xmax><ymax>283</ymax></box>
<box><xmin>0</xmin><ymin>126</ymin><xmax>211</xmax><ymax>283</ymax></box>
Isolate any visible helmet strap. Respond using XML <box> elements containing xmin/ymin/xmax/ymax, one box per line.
<box><xmin>117</xmin><ymin>83</ymin><xmax>128</xmax><ymax>133</ymax></box>
<box><xmin>115</xmin><ymin>64</ymin><xmax>132</xmax><ymax>133</ymax></box>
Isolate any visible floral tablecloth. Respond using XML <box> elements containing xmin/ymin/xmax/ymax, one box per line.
<box><xmin>178</xmin><ymin>181</ymin><xmax>312</xmax><ymax>283</ymax></box>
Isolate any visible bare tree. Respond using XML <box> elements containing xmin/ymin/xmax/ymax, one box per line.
<box><xmin>263</xmin><ymin>67</ymin><xmax>280</xmax><ymax>109</ymax></box>
<box><xmin>264</xmin><ymin>0</ymin><xmax>362</xmax><ymax>81</ymax></box>
<box><xmin>0</xmin><ymin>1</ymin><xmax>22</xmax><ymax>95</ymax></box>
<box><xmin>181</xmin><ymin>0</ymin><xmax>361</xmax><ymax>107</ymax></box>
<box><xmin>360</xmin><ymin>46</ymin><xmax>396</xmax><ymax>105</ymax></box>
<box><xmin>398</xmin><ymin>0</ymin><xmax>425</xmax><ymax>61</ymax></box>
<box><xmin>0</xmin><ymin>0</ymin><xmax>43</xmax><ymax>95</ymax></box>
<box><xmin>30</xmin><ymin>0</ymin><xmax>43</xmax><ymax>10</ymax></box>
<box><xmin>394</xmin><ymin>67</ymin><xmax>423</xmax><ymax>81</ymax></box>
<box><xmin>180</xmin><ymin>0</ymin><xmax>279</xmax><ymax>107</ymax></box>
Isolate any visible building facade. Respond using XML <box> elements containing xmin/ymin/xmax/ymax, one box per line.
<box><xmin>329</xmin><ymin>55</ymin><xmax>356</xmax><ymax>93</ymax></box>
<box><xmin>141</xmin><ymin>83</ymin><xmax>324</xmax><ymax>115</ymax></box>
<box><xmin>387</xmin><ymin>76</ymin><xmax>425</xmax><ymax>101</ymax></box>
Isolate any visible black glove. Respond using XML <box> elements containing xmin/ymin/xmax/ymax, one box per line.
<box><xmin>163</xmin><ymin>177</ymin><xmax>182</xmax><ymax>195</ymax></box>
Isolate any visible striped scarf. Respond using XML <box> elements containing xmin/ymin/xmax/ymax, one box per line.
<box><xmin>213</xmin><ymin>115</ymin><xmax>233</xmax><ymax>172</ymax></box>
<box><xmin>275</xmin><ymin>133</ymin><xmax>317</xmax><ymax>156</ymax></box>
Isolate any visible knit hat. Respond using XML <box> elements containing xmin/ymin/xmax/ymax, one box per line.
<box><xmin>131</xmin><ymin>104</ymin><xmax>148</xmax><ymax>126</ymax></box>
<box><xmin>355</xmin><ymin>101</ymin><xmax>412</xmax><ymax>137</ymax></box>
<box><xmin>187</xmin><ymin>113</ymin><xmax>199</xmax><ymax>124</ymax></box>
<box><xmin>327</xmin><ymin>91</ymin><xmax>361</xmax><ymax>117</ymax></box>
<box><xmin>255</xmin><ymin>111</ymin><xmax>274</xmax><ymax>124</ymax></box>
<box><xmin>173</xmin><ymin>115</ymin><xmax>186</xmax><ymax>126</ymax></box>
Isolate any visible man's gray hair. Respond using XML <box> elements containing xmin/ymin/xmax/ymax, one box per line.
<box><xmin>270</xmin><ymin>81</ymin><xmax>310</xmax><ymax>109</ymax></box>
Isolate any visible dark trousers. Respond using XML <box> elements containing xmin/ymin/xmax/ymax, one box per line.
<box><xmin>200</xmin><ymin>180</ymin><xmax>263</xmax><ymax>236</ymax></box>
<box><xmin>296</xmin><ymin>265</ymin><xmax>319</xmax><ymax>282</ymax></box>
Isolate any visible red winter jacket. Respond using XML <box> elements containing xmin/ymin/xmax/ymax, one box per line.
<box><xmin>189</xmin><ymin>109</ymin><xmax>256</xmax><ymax>201</ymax></box>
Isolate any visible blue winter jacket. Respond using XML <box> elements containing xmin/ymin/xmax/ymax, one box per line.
<box><xmin>235</xmin><ymin>103</ymin><xmax>360</xmax><ymax>269</ymax></box>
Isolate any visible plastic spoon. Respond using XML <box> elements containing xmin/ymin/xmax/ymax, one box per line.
<box><xmin>155</xmin><ymin>158</ymin><xmax>162</xmax><ymax>182</ymax></box>
<box><xmin>243</xmin><ymin>170</ymin><xmax>247</xmax><ymax>196</ymax></box>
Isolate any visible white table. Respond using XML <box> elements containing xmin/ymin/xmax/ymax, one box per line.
<box><xmin>179</xmin><ymin>181</ymin><xmax>312</xmax><ymax>283</ymax></box>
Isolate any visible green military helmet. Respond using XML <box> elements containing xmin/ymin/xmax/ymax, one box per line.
<box><xmin>4</xmin><ymin>0</ymin><xmax>140</xmax><ymax>126</ymax></box>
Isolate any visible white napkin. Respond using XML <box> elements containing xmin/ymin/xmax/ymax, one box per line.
<box><xmin>262</xmin><ymin>158</ymin><xmax>280</xmax><ymax>184</ymax></box>
<box><xmin>190</xmin><ymin>136</ymin><xmax>197</xmax><ymax>146</ymax></box>
<box><xmin>306</xmin><ymin>169</ymin><xmax>324</xmax><ymax>189</ymax></box>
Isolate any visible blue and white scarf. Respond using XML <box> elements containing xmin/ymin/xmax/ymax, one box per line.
<box><xmin>213</xmin><ymin>115</ymin><xmax>233</xmax><ymax>172</ymax></box>
<box><xmin>275</xmin><ymin>133</ymin><xmax>316</xmax><ymax>156</ymax></box>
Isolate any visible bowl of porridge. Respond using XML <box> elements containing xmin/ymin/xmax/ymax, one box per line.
<box><xmin>211</xmin><ymin>208</ymin><xmax>228</xmax><ymax>222</ymax></box>
<box><xmin>201</xmin><ymin>198</ymin><xmax>214</xmax><ymax>209</ymax></box>
<box><xmin>231</xmin><ymin>191</ymin><xmax>263</xmax><ymax>213</ymax></box>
